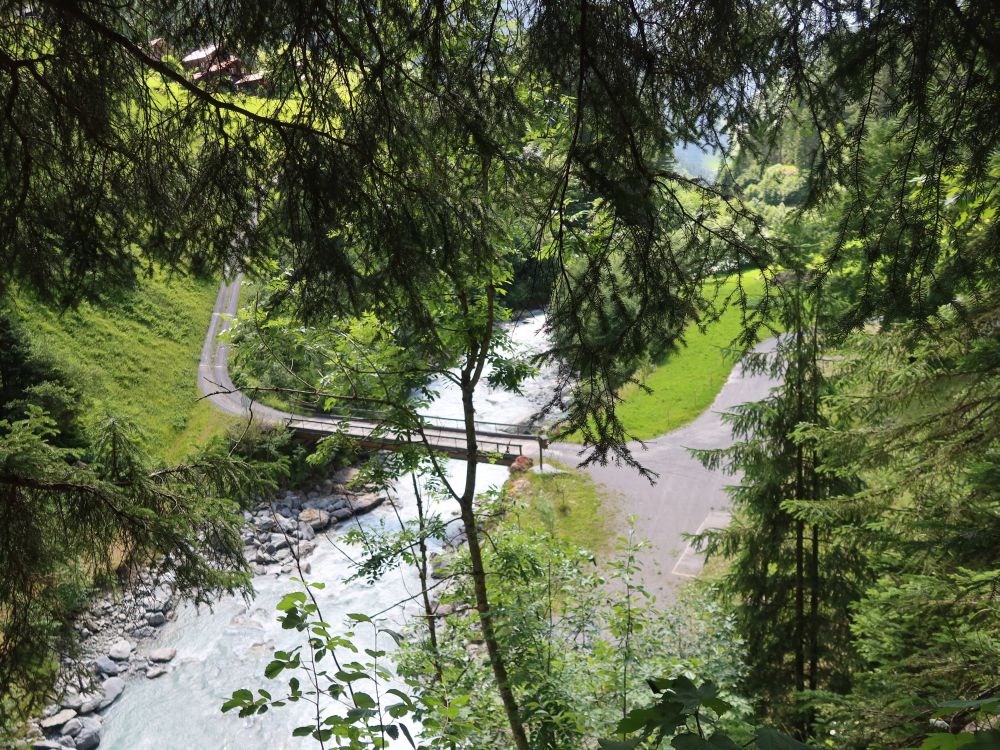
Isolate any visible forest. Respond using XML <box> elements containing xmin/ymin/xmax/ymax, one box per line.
<box><xmin>0</xmin><ymin>0</ymin><xmax>998</xmax><ymax>749</ymax></box>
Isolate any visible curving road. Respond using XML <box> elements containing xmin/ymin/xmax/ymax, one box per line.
<box><xmin>198</xmin><ymin>278</ymin><xmax>540</xmax><ymax>461</ymax></box>
<box><xmin>200</xmin><ymin>277</ymin><xmax>778</xmax><ymax>595</ymax></box>
<box><xmin>549</xmin><ymin>338</ymin><xmax>779</xmax><ymax>599</ymax></box>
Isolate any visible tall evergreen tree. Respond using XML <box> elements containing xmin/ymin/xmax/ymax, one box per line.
<box><xmin>693</xmin><ymin>271</ymin><xmax>866</xmax><ymax>734</ymax></box>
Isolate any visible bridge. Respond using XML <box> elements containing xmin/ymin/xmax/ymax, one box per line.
<box><xmin>198</xmin><ymin>279</ymin><xmax>544</xmax><ymax>464</ymax></box>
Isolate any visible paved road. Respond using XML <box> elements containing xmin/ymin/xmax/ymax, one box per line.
<box><xmin>548</xmin><ymin>338</ymin><xmax>780</xmax><ymax>599</ymax></box>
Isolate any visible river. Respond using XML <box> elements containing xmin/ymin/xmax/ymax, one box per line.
<box><xmin>100</xmin><ymin>311</ymin><xmax>557</xmax><ymax>749</ymax></box>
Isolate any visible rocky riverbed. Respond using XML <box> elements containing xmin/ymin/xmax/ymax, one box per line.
<box><xmin>22</xmin><ymin>468</ymin><xmax>388</xmax><ymax>750</ymax></box>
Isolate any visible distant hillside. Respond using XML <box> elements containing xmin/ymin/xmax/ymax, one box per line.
<box><xmin>12</xmin><ymin>272</ymin><xmax>235</xmax><ymax>462</ymax></box>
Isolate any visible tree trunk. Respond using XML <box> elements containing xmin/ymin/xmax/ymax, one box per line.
<box><xmin>452</xmin><ymin>286</ymin><xmax>530</xmax><ymax>750</ymax></box>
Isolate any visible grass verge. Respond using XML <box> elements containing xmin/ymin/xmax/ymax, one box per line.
<box><xmin>507</xmin><ymin>461</ymin><xmax>614</xmax><ymax>555</ymax></box>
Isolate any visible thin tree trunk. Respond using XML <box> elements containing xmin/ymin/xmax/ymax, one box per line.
<box><xmin>452</xmin><ymin>286</ymin><xmax>530</xmax><ymax>750</ymax></box>
<box><xmin>412</xmin><ymin>473</ymin><xmax>445</xmax><ymax>689</ymax></box>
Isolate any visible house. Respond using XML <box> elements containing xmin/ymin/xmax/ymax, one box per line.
<box><xmin>148</xmin><ymin>38</ymin><xmax>170</xmax><ymax>61</ymax></box>
<box><xmin>234</xmin><ymin>72</ymin><xmax>270</xmax><ymax>94</ymax></box>
<box><xmin>181</xmin><ymin>45</ymin><xmax>219</xmax><ymax>70</ymax></box>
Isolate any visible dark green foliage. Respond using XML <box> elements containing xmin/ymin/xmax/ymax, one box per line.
<box><xmin>0</xmin><ymin>410</ymin><xmax>265</xmax><ymax>733</ymax></box>
<box><xmin>693</xmin><ymin>276</ymin><xmax>867</xmax><ymax>733</ymax></box>
<box><xmin>0</xmin><ymin>310</ymin><xmax>85</xmax><ymax>447</ymax></box>
<box><xmin>4</xmin><ymin>0</ymin><xmax>998</xmax><ymax>466</ymax></box>
<box><xmin>795</xmin><ymin>300</ymin><xmax>1000</xmax><ymax>748</ymax></box>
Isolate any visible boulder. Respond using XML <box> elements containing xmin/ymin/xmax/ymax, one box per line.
<box><xmin>298</xmin><ymin>540</ymin><xmax>317</xmax><ymax>556</ymax></box>
<box><xmin>39</xmin><ymin>709</ymin><xmax>77</xmax><ymax>732</ymax></box>
<box><xmin>146</xmin><ymin>611</ymin><xmax>166</xmax><ymax>627</ymax></box>
<box><xmin>254</xmin><ymin>515</ymin><xmax>275</xmax><ymax>533</ymax></box>
<box><xmin>61</xmin><ymin>718</ymin><xmax>82</xmax><ymax>737</ymax></box>
<box><xmin>297</xmin><ymin>508</ymin><xmax>330</xmax><ymax>530</ymax></box>
<box><xmin>331</xmin><ymin>467</ymin><xmax>360</xmax><ymax>486</ymax></box>
<box><xmin>98</xmin><ymin>677</ymin><xmax>124</xmax><ymax>709</ymax></box>
<box><xmin>61</xmin><ymin>694</ymin><xmax>86</xmax><ymax>712</ymax></box>
<box><xmin>331</xmin><ymin>508</ymin><xmax>354</xmax><ymax>522</ymax></box>
<box><xmin>73</xmin><ymin>717</ymin><xmax>102</xmax><ymax>750</ymax></box>
<box><xmin>349</xmin><ymin>493</ymin><xmax>386</xmax><ymax>516</ymax></box>
<box><xmin>108</xmin><ymin>639</ymin><xmax>132</xmax><ymax>661</ymax></box>
<box><xmin>31</xmin><ymin>741</ymin><xmax>63</xmax><ymax>750</ymax></box>
<box><xmin>93</xmin><ymin>656</ymin><xmax>118</xmax><ymax>676</ymax></box>
<box><xmin>265</xmin><ymin>533</ymin><xmax>289</xmax><ymax>553</ymax></box>
<box><xmin>296</xmin><ymin>522</ymin><xmax>316</xmax><ymax>541</ymax></box>
<box><xmin>329</xmin><ymin>497</ymin><xmax>348</xmax><ymax>512</ymax></box>
<box><xmin>77</xmin><ymin>692</ymin><xmax>102</xmax><ymax>716</ymax></box>
<box><xmin>146</xmin><ymin>665</ymin><xmax>168</xmax><ymax>679</ymax></box>
<box><xmin>255</xmin><ymin>549</ymin><xmax>277</xmax><ymax>565</ymax></box>
<box><xmin>148</xmin><ymin>647</ymin><xmax>176</xmax><ymax>663</ymax></box>
<box><xmin>509</xmin><ymin>455</ymin><xmax>534</xmax><ymax>473</ymax></box>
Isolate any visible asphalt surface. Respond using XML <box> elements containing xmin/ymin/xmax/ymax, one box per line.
<box><xmin>548</xmin><ymin>337</ymin><xmax>780</xmax><ymax>599</ymax></box>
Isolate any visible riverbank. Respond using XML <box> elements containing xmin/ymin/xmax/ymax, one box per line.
<box><xmin>22</xmin><ymin>467</ymin><xmax>391</xmax><ymax>750</ymax></box>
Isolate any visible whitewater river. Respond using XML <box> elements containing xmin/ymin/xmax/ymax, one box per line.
<box><xmin>100</xmin><ymin>311</ymin><xmax>556</xmax><ymax>749</ymax></box>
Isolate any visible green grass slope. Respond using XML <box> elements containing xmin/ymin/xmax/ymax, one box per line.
<box><xmin>566</xmin><ymin>273</ymin><xmax>770</xmax><ymax>442</ymax></box>
<box><xmin>613</xmin><ymin>273</ymin><xmax>769</xmax><ymax>440</ymax></box>
<box><xmin>13</xmin><ymin>272</ymin><xmax>235</xmax><ymax>462</ymax></box>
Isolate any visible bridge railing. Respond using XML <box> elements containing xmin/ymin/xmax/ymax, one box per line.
<box><xmin>288</xmin><ymin>407</ymin><xmax>535</xmax><ymax>438</ymax></box>
<box><xmin>287</xmin><ymin>415</ymin><xmax>529</xmax><ymax>458</ymax></box>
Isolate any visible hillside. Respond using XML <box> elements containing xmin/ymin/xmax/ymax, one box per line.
<box><xmin>11</xmin><ymin>272</ymin><xmax>234</xmax><ymax>462</ymax></box>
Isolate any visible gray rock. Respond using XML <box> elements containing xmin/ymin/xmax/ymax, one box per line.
<box><xmin>146</xmin><ymin>611</ymin><xmax>166</xmax><ymax>627</ymax></box>
<box><xmin>77</xmin><ymin>692</ymin><xmax>102</xmax><ymax>716</ymax></box>
<box><xmin>265</xmin><ymin>533</ymin><xmax>289</xmax><ymax>553</ymax></box>
<box><xmin>350</xmin><ymin>493</ymin><xmax>386</xmax><ymax>516</ymax></box>
<box><xmin>31</xmin><ymin>741</ymin><xmax>63</xmax><ymax>749</ymax></box>
<box><xmin>131</xmin><ymin>625</ymin><xmax>155</xmax><ymax>639</ymax></box>
<box><xmin>58</xmin><ymin>737</ymin><xmax>76</xmax><ymax>748</ymax></box>
<box><xmin>253</xmin><ymin>564</ymin><xmax>268</xmax><ymax>575</ymax></box>
<box><xmin>108</xmin><ymin>639</ymin><xmax>132</xmax><ymax>661</ymax></box>
<box><xmin>42</xmin><ymin>704</ymin><xmax>62</xmax><ymax>718</ymax></box>
<box><xmin>275</xmin><ymin>547</ymin><xmax>292</xmax><ymax>562</ymax></box>
<box><xmin>61</xmin><ymin>718</ymin><xmax>82</xmax><ymax>737</ymax></box>
<box><xmin>255</xmin><ymin>516</ymin><xmax>275</xmax><ymax>533</ymax></box>
<box><xmin>146</xmin><ymin>665</ymin><xmax>168</xmax><ymax>679</ymax></box>
<box><xmin>296</xmin><ymin>522</ymin><xmax>316</xmax><ymax>541</ymax></box>
<box><xmin>98</xmin><ymin>677</ymin><xmax>124</xmax><ymax>709</ymax></box>
<box><xmin>331</xmin><ymin>467</ymin><xmax>359</xmax><ymax>486</ymax></box>
<box><xmin>61</xmin><ymin>694</ymin><xmax>85</xmax><ymax>712</ymax></box>
<box><xmin>299</xmin><ymin>540</ymin><xmax>317</xmax><ymax>556</ymax></box>
<box><xmin>93</xmin><ymin>656</ymin><xmax>118</xmax><ymax>676</ymax></box>
<box><xmin>331</xmin><ymin>508</ymin><xmax>354</xmax><ymax>522</ymax></box>
<box><xmin>148</xmin><ymin>647</ymin><xmax>176</xmax><ymax>663</ymax></box>
<box><xmin>254</xmin><ymin>549</ymin><xmax>277</xmax><ymax>565</ymax></box>
<box><xmin>298</xmin><ymin>508</ymin><xmax>330</xmax><ymax>530</ymax></box>
<box><xmin>73</xmin><ymin>717</ymin><xmax>102</xmax><ymax>750</ymax></box>
<box><xmin>329</xmin><ymin>497</ymin><xmax>349</xmax><ymax>512</ymax></box>
<box><xmin>39</xmin><ymin>708</ymin><xmax>77</xmax><ymax>731</ymax></box>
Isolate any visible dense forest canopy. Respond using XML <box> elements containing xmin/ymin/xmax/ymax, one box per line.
<box><xmin>3</xmin><ymin>0</ymin><xmax>998</xmax><ymax>457</ymax></box>
<box><xmin>1</xmin><ymin>0</ymin><xmax>999</xmax><ymax>748</ymax></box>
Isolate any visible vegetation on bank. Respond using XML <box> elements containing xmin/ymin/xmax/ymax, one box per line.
<box><xmin>11</xmin><ymin>271</ymin><xmax>233</xmax><ymax>461</ymax></box>
<box><xmin>507</xmin><ymin>461</ymin><xmax>614</xmax><ymax>555</ymax></box>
